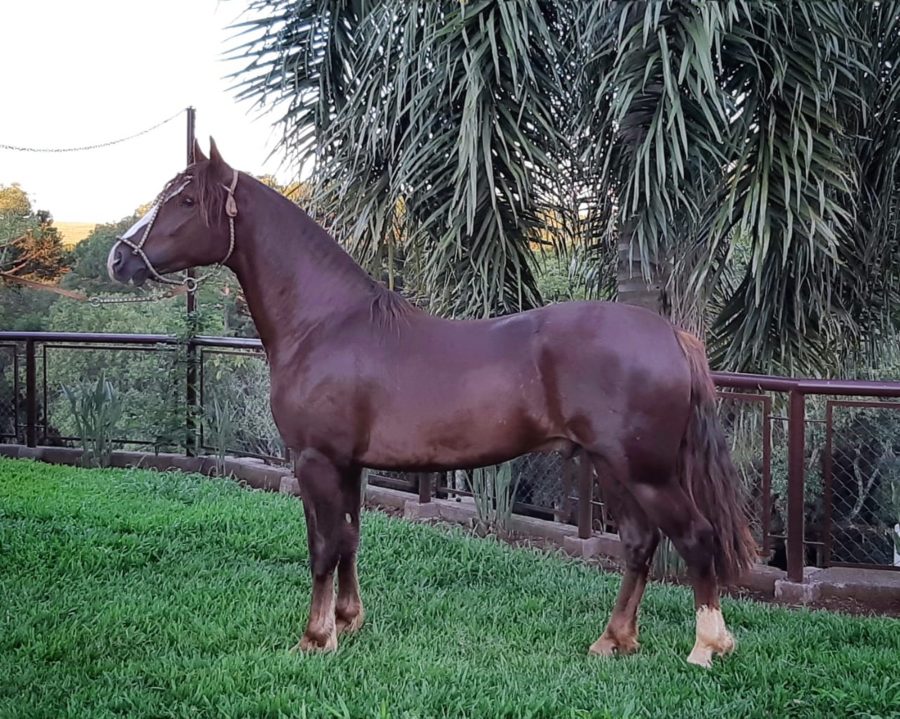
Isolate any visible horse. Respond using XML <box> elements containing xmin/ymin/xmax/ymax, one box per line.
<box><xmin>107</xmin><ymin>138</ymin><xmax>756</xmax><ymax>668</ymax></box>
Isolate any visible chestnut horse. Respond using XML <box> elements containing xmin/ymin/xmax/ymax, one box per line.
<box><xmin>108</xmin><ymin>139</ymin><xmax>755</xmax><ymax>668</ymax></box>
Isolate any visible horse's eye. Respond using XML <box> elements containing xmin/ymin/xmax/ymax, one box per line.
<box><xmin>182</xmin><ymin>196</ymin><xmax>195</xmax><ymax>207</ymax></box>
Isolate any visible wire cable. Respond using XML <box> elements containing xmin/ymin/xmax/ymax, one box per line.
<box><xmin>0</xmin><ymin>109</ymin><xmax>185</xmax><ymax>153</ymax></box>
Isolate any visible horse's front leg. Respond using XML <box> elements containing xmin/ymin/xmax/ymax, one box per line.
<box><xmin>292</xmin><ymin>449</ymin><xmax>354</xmax><ymax>652</ymax></box>
<box><xmin>335</xmin><ymin>466</ymin><xmax>365</xmax><ymax>635</ymax></box>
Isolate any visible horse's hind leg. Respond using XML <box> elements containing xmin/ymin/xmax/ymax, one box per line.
<box><xmin>589</xmin><ymin>458</ymin><xmax>660</xmax><ymax>657</ymax></box>
<box><xmin>293</xmin><ymin>449</ymin><xmax>351</xmax><ymax>653</ymax></box>
<box><xmin>335</xmin><ymin>467</ymin><xmax>364</xmax><ymax>635</ymax></box>
<box><xmin>631</xmin><ymin>481</ymin><xmax>735</xmax><ymax>668</ymax></box>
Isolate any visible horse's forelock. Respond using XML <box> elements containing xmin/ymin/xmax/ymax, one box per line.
<box><xmin>195</xmin><ymin>166</ymin><xmax>222</xmax><ymax>227</ymax></box>
<box><xmin>164</xmin><ymin>164</ymin><xmax>225</xmax><ymax>227</ymax></box>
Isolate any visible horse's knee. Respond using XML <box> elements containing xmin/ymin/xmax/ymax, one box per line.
<box><xmin>622</xmin><ymin>529</ymin><xmax>660</xmax><ymax>571</ymax></box>
<box><xmin>679</xmin><ymin>520</ymin><xmax>715</xmax><ymax>569</ymax></box>
<box><xmin>310</xmin><ymin>539</ymin><xmax>341</xmax><ymax>578</ymax></box>
<box><xmin>305</xmin><ymin>500</ymin><xmax>358</xmax><ymax>576</ymax></box>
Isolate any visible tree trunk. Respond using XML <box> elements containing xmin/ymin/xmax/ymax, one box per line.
<box><xmin>616</xmin><ymin>233</ymin><xmax>670</xmax><ymax>317</ymax></box>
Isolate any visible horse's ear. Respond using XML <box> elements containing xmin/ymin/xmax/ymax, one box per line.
<box><xmin>192</xmin><ymin>138</ymin><xmax>207</xmax><ymax>163</ymax></box>
<box><xmin>209</xmin><ymin>136</ymin><xmax>230</xmax><ymax>172</ymax></box>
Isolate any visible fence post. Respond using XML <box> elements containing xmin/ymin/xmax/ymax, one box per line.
<box><xmin>418</xmin><ymin>472</ymin><xmax>432</xmax><ymax>503</ymax></box>
<box><xmin>185</xmin><ymin>338</ymin><xmax>198</xmax><ymax>456</ymax></box>
<box><xmin>184</xmin><ymin>107</ymin><xmax>199</xmax><ymax>457</ymax></box>
<box><xmin>577</xmin><ymin>451</ymin><xmax>593</xmax><ymax>539</ymax></box>
<box><xmin>787</xmin><ymin>390</ymin><xmax>806</xmax><ymax>583</ymax></box>
<box><xmin>185</xmin><ymin>106</ymin><xmax>198</xmax><ymax>319</ymax></box>
<box><xmin>24</xmin><ymin>339</ymin><xmax>37</xmax><ymax>448</ymax></box>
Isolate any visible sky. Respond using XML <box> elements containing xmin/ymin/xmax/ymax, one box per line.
<box><xmin>0</xmin><ymin>0</ymin><xmax>298</xmax><ymax>223</ymax></box>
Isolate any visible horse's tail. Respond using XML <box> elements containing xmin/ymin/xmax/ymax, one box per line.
<box><xmin>675</xmin><ymin>330</ymin><xmax>757</xmax><ymax>584</ymax></box>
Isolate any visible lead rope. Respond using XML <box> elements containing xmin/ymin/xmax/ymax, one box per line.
<box><xmin>98</xmin><ymin>169</ymin><xmax>239</xmax><ymax>305</ymax></box>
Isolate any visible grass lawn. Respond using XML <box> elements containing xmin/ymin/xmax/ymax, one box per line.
<box><xmin>1</xmin><ymin>458</ymin><xmax>898</xmax><ymax>719</ymax></box>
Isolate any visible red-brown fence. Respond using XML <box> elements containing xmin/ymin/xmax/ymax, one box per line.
<box><xmin>1</xmin><ymin>331</ymin><xmax>898</xmax><ymax>583</ymax></box>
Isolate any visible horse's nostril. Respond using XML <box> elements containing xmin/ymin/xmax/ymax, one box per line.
<box><xmin>112</xmin><ymin>247</ymin><xmax>124</xmax><ymax>268</ymax></box>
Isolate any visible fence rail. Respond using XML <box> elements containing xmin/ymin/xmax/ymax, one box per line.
<box><xmin>2</xmin><ymin>331</ymin><xmax>899</xmax><ymax>583</ymax></box>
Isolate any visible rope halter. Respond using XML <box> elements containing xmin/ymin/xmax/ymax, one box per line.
<box><xmin>115</xmin><ymin>168</ymin><xmax>239</xmax><ymax>293</ymax></box>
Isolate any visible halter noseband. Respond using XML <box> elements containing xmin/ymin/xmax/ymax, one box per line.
<box><xmin>117</xmin><ymin>169</ymin><xmax>239</xmax><ymax>292</ymax></box>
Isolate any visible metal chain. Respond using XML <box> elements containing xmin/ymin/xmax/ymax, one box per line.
<box><xmin>0</xmin><ymin>109</ymin><xmax>183</xmax><ymax>153</ymax></box>
<box><xmin>88</xmin><ymin>289</ymin><xmax>187</xmax><ymax>307</ymax></box>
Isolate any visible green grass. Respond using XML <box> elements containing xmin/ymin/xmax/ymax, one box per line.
<box><xmin>0</xmin><ymin>458</ymin><xmax>898</xmax><ymax>719</ymax></box>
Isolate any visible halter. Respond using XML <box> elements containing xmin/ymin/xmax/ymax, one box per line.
<box><xmin>116</xmin><ymin>169</ymin><xmax>239</xmax><ymax>293</ymax></box>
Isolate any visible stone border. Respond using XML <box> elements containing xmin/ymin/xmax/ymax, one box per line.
<box><xmin>3</xmin><ymin>444</ymin><xmax>896</xmax><ymax>610</ymax></box>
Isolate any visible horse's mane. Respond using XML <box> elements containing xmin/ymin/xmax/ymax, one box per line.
<box><xmin>180</xmin><ymin>163</ymin><xmax>228</xmax><ymax>228</ymax></box>
<box><xmin>181</xmin><ymin>161</ymin><xmax>419</xmax><ymax>328</ymax></box>
<box><xmin>368</xmin><ymin>282</ymin><xmax>419</xmax><ymax>328</ymax></box>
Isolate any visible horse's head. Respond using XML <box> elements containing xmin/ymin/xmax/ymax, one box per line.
<box><xmin>107</xmin><ymin>138</ymin><xmax>238</xmax><ymax>287</ymax></box>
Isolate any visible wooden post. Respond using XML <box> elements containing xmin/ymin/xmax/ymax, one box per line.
<box><xmin>418</xmin><ymin>472</ymin><xmax>432</xmax><ymax>504</ymax></box>
<box><xmin>576</xmin><ymin>450</ymin><xmax>593</xmax><ymax>539</ymax></box>
<box><xmin>787</xmin><ymin>390</ymin><xmax>806</xmax><ymax>583</ymax></box>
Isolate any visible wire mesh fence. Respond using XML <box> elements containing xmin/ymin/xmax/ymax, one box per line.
<box><xmin>0</xmin><ymin>344</ymin><xmax>17</xmax><ymax>440</ymax></box>
<box><xmin>41</xmin><ymin>343</ymin><xmax>185</xmax><ymax>449</ymax></box>
<box><xmin>426</xmin><ymin>453</ymin><xmax>574</xmax><ymax>520</ymax></box>
<box><xmin>198</xmin><ymin>346</ymin><xmax>285</xmax><ymax>462</ymax></box>
<box><xmin>824</xmin><ymin>400</ymin><xmax>900</xmax><ymax>568</ymax></box>
<box><xmin>716</xmin><ymin>391</ymin><xmax>774</xmax><ymax>560</ymax></box>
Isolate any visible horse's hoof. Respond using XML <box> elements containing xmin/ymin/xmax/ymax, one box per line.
<box><xmin>687</xmin><ymin>634</ymin><xmax>734</xmax><ymax>667</ymax></box>
<box><xmin>589</xmin><ymin>632</ymin><xmax>639</xmax><ymax>657</ymax></box>
<box><xmin>719</xmin><ymin>630</ymin><xmax>736</xmax><ymax>655</ymax></box>
<box><xmin>292</xmin><ymin>630</ymin><xmax>338</xmax><ymax>653</ymax></box>
<box><xmin>686</xmin><ymin>647</ymin><xmax>713</xmax><ymax>669</ymax></box>
<box><xmin>336</xmin><ymin>609</ymin><xmax>365</xmax><ymax>635</ymax></box>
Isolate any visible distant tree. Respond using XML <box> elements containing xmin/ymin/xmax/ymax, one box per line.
<box><xmin>0</xmin><ymin>285</ymin><xmax>57</xmax><ymax>332</ymax></box>
<box><xmin>0</xmin><ymin>184</ymin><xmax>69</xmax><ymax>281</ymax></box>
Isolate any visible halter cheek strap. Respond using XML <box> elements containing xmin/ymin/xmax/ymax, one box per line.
<box><xmin>117</xmin><ymin>169</ymin><xmax>239</xmax><ymax>291</ymax></box>
<box><xmin>224</xmin><ymin>169</ymin><xmax>238</xmax><ymax>218</ymax></box>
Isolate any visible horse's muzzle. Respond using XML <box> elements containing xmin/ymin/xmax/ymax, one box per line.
<box><xmin>107</xmin><ymin>240</ymin><xmax>148</xmax><ymax>286</ymax></box>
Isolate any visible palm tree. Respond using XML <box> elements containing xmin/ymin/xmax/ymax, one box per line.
<box><xmin>228</xmin><ymin>0</ymin><xmax>900</xmax><ymax>373</ymax></box>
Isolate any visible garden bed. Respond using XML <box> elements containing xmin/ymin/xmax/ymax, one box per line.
<box><xmin>1</xmin><ymin>458</ymin><xmax>899</xmax><ymax>718</ymax></box>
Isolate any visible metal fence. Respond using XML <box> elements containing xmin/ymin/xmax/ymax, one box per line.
<box><xmin>823</xmin><ymin>400</ymin><xmax>900</xmax><ymax>568</ymax></box>
<box><xmin>197</xmin><ymin>340</ymin><xmax>285</xmax><ymax>463</ymax></box>
<box><xmin>0</xmin><ymin>342</ymin><xmax>18</xmax><ymax>442</ymax></box>
<box><xmin>2</xmin><ymin>331</ymin><xmax>898</xmax><ymax>581</ymax></box>
<box><xmin>713</xmin><ymin>374</ymin><xmax>900</xmax><ymax>579</ymax></box>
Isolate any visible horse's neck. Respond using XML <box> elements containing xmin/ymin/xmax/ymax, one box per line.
<box><xmin>227</xmin><ymin>179</ymin><xmax>373</xmax><ymax>354</ymax></box>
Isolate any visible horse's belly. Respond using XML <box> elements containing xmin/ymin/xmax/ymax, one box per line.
<box><xmin>359</xmin><ymin>391</ymin><xmax>544</xmax><ymax>471</ymax></box>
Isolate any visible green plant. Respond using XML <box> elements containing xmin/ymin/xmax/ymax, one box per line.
<box><xmin>61</xmin><ymin>371</ymin><xmax>123</xmax><ymax>468</ymax></box>
<box><xmin>201</xmin><ymin>352</ymin><xmax>281</xmax><ymax>458</ymax></box>
<box><xmin>651</xmin><ymin>538</ymin><xmax>685</xmax><ymax>580</ymax></box>
<box><xmin>203</xmin><ymin>390</ymin><xmax>239</xmax><ymax>476</ymax></box>
<box><xmin>468</xmin><ymin>462</ymin><xmax>521</xmax><ymax>536</ymax></box>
